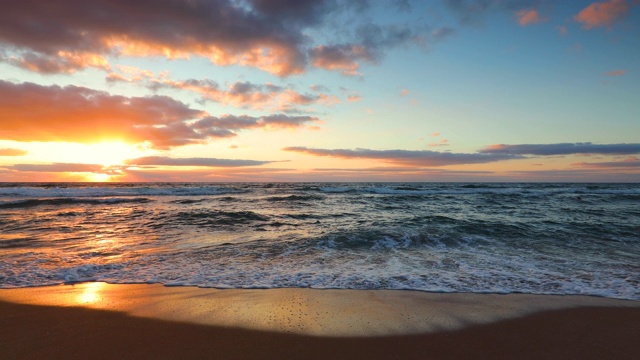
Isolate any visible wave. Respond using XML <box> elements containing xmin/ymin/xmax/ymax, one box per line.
<box><xmin>264</xmin><ymin>194</ymin><xmax>325</xmax><ymax>202</ymax></box>
<box><xmin>0</xmin><ymin>185</ymin><xmax>242</xmax><ymax>198</ymax></box>
<box><xmin>0</xmin><ymin>197</ymin><xmax>152</xmax><ymax>209</ymax></box>
<box><xmin>315</xmin><ymin>185</ymin><xmax>640</xmax><ymax>197</ymax></box>
<box><xmin>170</xmin><ymin>210</ymin><xmax>270</xmax><ymax>227</ymax></box>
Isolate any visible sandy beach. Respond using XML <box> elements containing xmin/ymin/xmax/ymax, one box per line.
<box><xmin>1</xmin><ymin>283</ymin><xmax>639</xmax><ymax>359</ymax></box>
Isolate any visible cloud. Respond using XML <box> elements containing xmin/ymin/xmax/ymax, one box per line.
<box><xmin>604</xmin><ymin>69</ymin><xmax>627</xmax><ymax>76</ymax></box>
<box><xmin>149</xmin><ymin>78</ymin><xmax>329</xmax><ymax>111</ymax></box>
<box><xmin>428</xmin><ymin>139</ymin><xmax>449</xmax><ymax>147</ymax></box>
<box><xmin>192</xmin><ymin>114</ymin><xmax>320</xmax><ymax>132</ymax></box>
<box><xmin>515</xmin><ymin>9</ymin><xmax>545</xmax><ymax>26</ymax></box>
<box><xmin>347</xmin><ymin>94</ymin><xmax>363</xmax><ymax>102</ymax></box>
<box><xmin>9</xmin><ymin>163</ymin><xmax>112</xmax><ymax>173</ymax></box>
<box><xmin>0</xmin><ymin>0</ymin><xmax>439</xmax><ymax>77</ymax></box>
<box><xmin>108</xmin><ymin>67</ymin><xmax>344</xmax><ymax>111</ymax></box>
<box><xmin>573</xmin><ymin>156</ymin><xmax>640</xmax><ymax>168</ymax></box>
<box><xmin>0</xmin><ymin>148</ymin><xmax>27</xmax><ymax>156</ymax></box>
<box><xmin>479</xmin><ymin>142</ymin><xmax>640</xmax><ymax>155</ymax></box>
<box><xmin>0</xmin><ymin>81</ymin><xmax>319</xmax><ymax>149</ymax></box>
<box><xmin>443</xmin><ymin>0</ymin><xmax>543</xmax><ymax>24</ymax></box>
<box><xmin>309</xmin><ymin>22</ymin><xmax>429</xmax><ymax>76</ymax></box>
<box><xmin>309</xmin><ymin>44</ymin><xmax>374</xmax><ymax>76</ymax></box>
<box><xmin>0</xmin><ymin>0</ymin><xmax>326</xmax><ymax>76</ymax></box>
<box><xmin>574</xmin><ymin>0</ymin><xmax>631</xmax><ymax>29</ymax></box>
<box><xmin>124</xmin><ymin>156</ymin><xmax>275</xmax><ymax>167</ymax></box>
<box><xmin>283</xmin><ymin>146</ymin><xmax>520</xmax><ymax>166</ymax></box>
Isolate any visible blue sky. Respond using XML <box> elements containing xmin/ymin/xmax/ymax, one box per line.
<box><xmin>0</xmin><ymin>0</ymin><xmax>639</xmax><ymax>181</ymax></box>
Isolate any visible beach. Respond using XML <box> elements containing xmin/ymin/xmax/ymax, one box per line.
<box><xmin>2</xmin><ymin>283</ymin><xmax>639</xmax><ymax>359</ymax></box>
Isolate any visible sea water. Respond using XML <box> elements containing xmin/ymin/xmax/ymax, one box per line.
<box><xmin>1</xmin><ymin>182</ymin><xmax>638</xmax><ymax>300</ymax></box>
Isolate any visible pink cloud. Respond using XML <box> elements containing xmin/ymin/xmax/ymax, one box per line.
<box><xmin>347</xmin><ymin>94</ymin><xmax>363</xmax><ymax>102</ymax></box>
<box><xmin>401</xmin><ymin>89</ymin><xmax>410</xmax><ymax>96</ymax></box>
<box><xmin>604</xmin><ymin>69</ymin><xmax>627</xmax><ymax>76</ymax></box>
<box><xmin>575</xmin><ymin>0</ymin><xmax>631</xmax><ymax>29</ymax></box>
<box><xmin>515</xmin><ymin>9</ymin><xmax>545</xmax><ymax>26</ymax></box>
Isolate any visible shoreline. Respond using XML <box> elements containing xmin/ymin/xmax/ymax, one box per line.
<box><xmin>2</xmin><ymin>284</ymin><xmax>640</xmax><ymax>359</ymax></box>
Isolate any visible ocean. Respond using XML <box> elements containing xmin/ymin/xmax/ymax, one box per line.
<box><xmin>1</xmin><ymin>182</ymin><xmax>638</xmax><ymax>300</ymax></box>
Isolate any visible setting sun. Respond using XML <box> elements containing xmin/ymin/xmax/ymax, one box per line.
<box><xmin>86</xmin><ymin>172</ymin><xmax>114</xmax><ymax>182</ymax></box>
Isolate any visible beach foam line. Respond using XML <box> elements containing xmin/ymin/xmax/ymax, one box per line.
<box><xmin>1</xmin><ymin>283</ymin><xmax>638</xmax><ymax>337</ymax></box>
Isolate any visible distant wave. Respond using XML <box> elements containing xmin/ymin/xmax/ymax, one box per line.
<box><xmin>0</xmin><ymin>197</ymin><xmax>153</xmax><ymax>209</ymax></box>
<box><xmin>0</xmin><ymin>186</ymin><xmax>243</xmax><ymax>198</ymax></box>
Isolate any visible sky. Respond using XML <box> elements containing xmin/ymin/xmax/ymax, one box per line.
<box><xmin>0</xmin><ymin>0</ymin><xmax>639</xmax><ymax>182</ymax></box>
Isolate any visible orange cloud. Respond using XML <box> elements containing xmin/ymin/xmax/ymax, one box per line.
<box><xmin>575</xmin><ymin>0</ymin><xmax>631</xmax><ymax>29</ymax></box>
<box><xmin>515</xmin><ymin>9</ymin><xmax>545</xmax><ymax>26</ymax></box>
<box><xmin>0</xmin><ymin>148</ymin><xmax>28</xmax><ymax>156</ymax></box>
<box><xmin>0</xmin><ymin>81</ymin><xmax>320</xmax><ymax>149</ymax></box>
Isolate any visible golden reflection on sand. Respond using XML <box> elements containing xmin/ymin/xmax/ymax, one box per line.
<box><xmin>78</xmin><ymin>282</ymin><xmax>105</xmax><ymax>304</ymax></box>
<box><xmin>1</xmin><ymin>283</ymin><xmax>639</xmax><ymax>337</ymax></box>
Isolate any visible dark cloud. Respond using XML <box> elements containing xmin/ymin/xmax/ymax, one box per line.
<box><xmin>124</xmin><ymin>156</ymin><xmax>274</xmax><ymax>167</ymax></box>
<box><xmin>0</xmin><ymin>0</ymin><xmax>436</xmax><ymax>76</ymax></box>
<box><xmin>310</xmin><ymin>23</ymin><xmax>426</xmax><ymax>75</ymax></box>
<box><xmin>0</xmin><ymin>81</ymin><xmax>320</xmax><ymax>149</ymax></box>
<box><xmin>480</xmin><ymin>143</ymin><xmax>640</xmax><ymax>156</ymax></box>
<box><xmin>283</xmin><ymin>146</ymin><xmax>520</xmax><ymax>166</ymax></box>
<box><xmin>0</xmin><ymin>148</ymin><xmax>28</xmax><ymax>156</ymax></box>
<box><xmin>0</xmin><ymin>0</ymin><xmax>322</xmax><ymax>75</ymax></box>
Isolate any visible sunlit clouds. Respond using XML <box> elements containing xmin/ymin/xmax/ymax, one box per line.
<box><xmin>0</xmin><ymin>81</ymin><xmax>319</xmax><ymax>149</ymax></box>
<box><xmin>515</xmin><ymin>9</ymin><xmax>546</xmax><ymax>26</ymax></box>
<box><xmin>575</xmin><ymin>0</ymin><xmax>632</xmax><ymax>29</ymax></box>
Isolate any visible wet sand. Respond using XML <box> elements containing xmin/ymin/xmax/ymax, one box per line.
<box><xmin>1</xmin><ymin>283</ymin><xmax>639</xmax><ymax>359</ymax></box>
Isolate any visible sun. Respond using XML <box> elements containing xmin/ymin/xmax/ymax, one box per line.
<box><xmin>86</xmin><ymin>172</ymin><xmax>114</xmax><ymax>182</ymax></box>
<box><xmin>86</xmin><ymin>141</ymin><xmax>141</xmax><ymax>167</ymax></box>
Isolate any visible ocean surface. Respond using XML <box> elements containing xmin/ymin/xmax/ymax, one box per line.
<box><xmin>1</xmin><ymin>182</ymin><xmax>638</xmax><ymax>300</ymax></box>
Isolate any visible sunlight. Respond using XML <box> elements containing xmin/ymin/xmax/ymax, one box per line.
<box><xmin>78</xmin><ymin>282</ymin><xmax>105</xmax><ymax>304</ymax></box>
<box><xmin>18</xmin><ymin>141</ymin><xmax>147</xmax><ymax>168</ymax></box>
<box><xmin>85</xmin><ymin>172</ymin><xmax>113</xmax><ymax>182</ymax></box>
<box><xmin>86</xmin><ymin>141</ymin><xmax>142</xmax><ymax>167</ymax></box>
